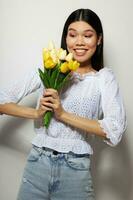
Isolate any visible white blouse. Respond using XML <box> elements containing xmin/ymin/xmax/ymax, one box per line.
<box><xmin>0</xmin><ymin>67</ymin><xmax>127</xmax><ymax>154</ymax></box>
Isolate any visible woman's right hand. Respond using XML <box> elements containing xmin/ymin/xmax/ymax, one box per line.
<box><xmin>36</xmin><ymin>96</ymin><xmax>53</xmax><ymax>119</ymax></box>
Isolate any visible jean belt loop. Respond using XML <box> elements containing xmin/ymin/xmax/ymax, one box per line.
<box><xmin>37</xmin><ymin>147</ymin><xmax>42</xmax><ymax>156</ymax></box>
<box><xmin>64</xmin><ymin>152</ymin><xmax>68</xmax><ymax>160</ymax></box>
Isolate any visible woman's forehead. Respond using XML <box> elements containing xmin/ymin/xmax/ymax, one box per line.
<box><xmin>68</xmin><ymin>21</ymin><xmax>95</xmax><ymax>33</ymax></box>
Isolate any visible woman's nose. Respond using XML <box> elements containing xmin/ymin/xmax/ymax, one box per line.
<box><xmin>76</xmin><ymin>36</ymin><xmax>84</xmax><ymax>45</ymax></box>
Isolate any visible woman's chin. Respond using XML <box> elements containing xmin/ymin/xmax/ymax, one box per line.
<box><xmin>74</xmin><ymin>58</ymin><xmax>90</xmax><ymax>64</ymax></box>
<box><xmin>73</xmin><ymin>55</ymin><xmax>89</xmax><ymax>63</ymax></box>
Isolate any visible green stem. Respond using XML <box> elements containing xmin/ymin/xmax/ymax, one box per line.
<box><xmin>43</xmin><ymin>111</ymin><xmax>53</xmax><ymax>128</ymax></box>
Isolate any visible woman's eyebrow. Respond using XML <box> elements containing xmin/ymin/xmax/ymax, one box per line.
<box><xmin>84</xmin><ymin>29</ymin><xmax>95</xmax><ymax>33</ymax></box>
<box><xmin>68</xmin><ymin>28</ymin><xmax>76</xmax><ymax>32</ymax></box>
<box><xmin>68</xmin><ymin>28</ymin><xmax>94</xmax><ymax>33</ymax></box>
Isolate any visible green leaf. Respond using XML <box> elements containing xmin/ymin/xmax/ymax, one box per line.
<box><xmin>49</xmin><ymin>67</ymin><xmax>59</xmax><ymax>88</ymax></box>
<box><xmin>54</xmin><ymin>68</ymin><xmax>61</xmax><ymax>89</ymax></box>
<box><xmin>38</xmin><ymin>68</ymin><xmax>44</xmax><ymax>80</ymax></box>
<box><xmin>56</xmin><ymin>72</ymin><xmax>65</xmax><ymax>86</ymax></box>
<box><xmin>56</xmin><ymin>73</ymin><xmax>71</xmax><ymax>90</ymax></box>
<box><xmin>38</xmin><ymin>68</ymin><xmax>50</xmax><ymax>88</ymax></box>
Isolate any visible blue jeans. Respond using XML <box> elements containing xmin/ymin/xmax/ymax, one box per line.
<box><xmin>17</xmin><ymin>146</ymin><xmax>95</xmax><ymax>200</ymax></box>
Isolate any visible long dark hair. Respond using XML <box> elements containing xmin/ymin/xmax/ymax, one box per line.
<box><xmin>61</xmin><ymin>9</ymin><xmax>104</xmax><ymax>71</ymax></box>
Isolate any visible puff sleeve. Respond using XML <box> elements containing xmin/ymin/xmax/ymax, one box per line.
<box><xmin>98</xmin><ymin>68</ymin><xmax>127</xmax><ymax>146</ymax></box>
<box><xmin>0</xmin><ymin>69</ymin><xmax>41</xmax><ymax>105</ymax></box>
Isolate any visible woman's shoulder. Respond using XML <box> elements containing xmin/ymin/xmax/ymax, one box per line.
<box><xmin>96</xmin><ymin>67</ymin><xmax>119</xmax><ymax>91</ymax></box>
<box><xmin>96</xmin><ymin>67</ymin><xmax>116</xmax><ymax>81</ymax></box>
<box><xmin>96</xmin><ymin>67</ymin><xmax>114</xmax><ymax>76</ymax></box>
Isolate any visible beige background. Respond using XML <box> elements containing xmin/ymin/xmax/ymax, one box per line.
<box><xmin>0</xmin><ymin>0</ymin><xmax>132</xmax><ymax>199</ymax></box>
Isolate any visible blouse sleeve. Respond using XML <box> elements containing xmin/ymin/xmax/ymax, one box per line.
<box><xmin>98</xmin><ymin>68</ymin><xmax>127</xmax><ymax>146</ymax></box>
<box><xmin>0</xmin><ymin>68</ymin><xmax>41</xmax><ymax>104</ymax></box>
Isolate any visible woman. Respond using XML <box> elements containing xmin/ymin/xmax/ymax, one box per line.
<box><xmin>0</xmin><ymin>9</ymin><xmax>126</xmax><ymax>200</ymax></box>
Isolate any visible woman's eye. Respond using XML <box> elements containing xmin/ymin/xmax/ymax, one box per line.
<box><xmin>69</xmin><ymin>33</ymin><xmax>76</xmax><ymax>37</ymax></box>
<box><xmin>85</xmin><ymin>35</ymin><xmax>93</xmax><ymax>38</ymax></box>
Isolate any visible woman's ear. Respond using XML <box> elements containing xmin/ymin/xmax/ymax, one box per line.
<box><xmin>97</xmin><ymin>35</ymin><xmax>102</xmax><ymax>45</ymax></box>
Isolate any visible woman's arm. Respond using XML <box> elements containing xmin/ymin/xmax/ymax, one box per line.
<box><xmin>59</xmin><ymin>111</ymin><xmax>106</xmax><ymax>138</ymax></box>
<box><xmin>0</xmin><ymin>102</ymin><xmax>52</xmax><ymax>119</ymax></box>
<box><xmin>0</xmin><ymin>70</ymin><xmax>43</xmax><ymax>118</ymax></box>
<box><xmin>40</xmin><ymin>88</ymin><xmax>107</xmax><ymax>139</ymax></box>
<box><xmin>0</xmin><ymin>103</ymin><xmax>38</xmax><ymax>119</ymax></box>
<box><xmin>0</xmin><ymin>70</ymin><xmax>52</xmax><ymax>119</ymax></box>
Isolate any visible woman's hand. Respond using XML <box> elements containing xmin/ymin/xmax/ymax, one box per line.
<box><xmin>38</xmin><ymin>88</ymin><xmax>65</xmax><ymax>120</ymax></box>
<box><xmin>37</xmin><ymin>89</ymin><xmax>107</xmax><ymax>139</ymax></box>
<box><xmin>36</xmin><ymin>93</ymin><xmax>53</xmax><ymax>119</ymax></box>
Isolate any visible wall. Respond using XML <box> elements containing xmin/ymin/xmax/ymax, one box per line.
<box><xmin>0</xmin><ymin>0</ymin><xmax>132</xmax><ymax>199</ymax></box>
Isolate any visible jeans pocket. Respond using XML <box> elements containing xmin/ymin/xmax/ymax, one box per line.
<box><xmin>27</xmin><ymin>146</ymin><xmax>41</xmax><ymax>162</ymax></box>
<box><xmin>66</xmin><ymin>156</ymin><xmax>91</xmax><ymax>171</ymax></box>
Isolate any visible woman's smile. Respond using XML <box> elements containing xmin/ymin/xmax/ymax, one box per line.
<box><xmin>74</xmin><ymin>48</ymin><xmax>88</xmax><ymax>56</ymax></box>
<box><xmin>66</xmin><ymin>21</ymin><xmax>100</xmax><ymax>64</ymax></box>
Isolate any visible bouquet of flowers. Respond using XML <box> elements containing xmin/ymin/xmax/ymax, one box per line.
<box><xmin>38</xmin><ymin>41</ymin><xmax>80</xmax><ymax>128</ymax></box>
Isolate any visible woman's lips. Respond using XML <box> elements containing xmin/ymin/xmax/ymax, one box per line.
<box><xmin>74</xmin><ymin>49</ymin><xmax>88</xmax><ymax>56</ymax></box>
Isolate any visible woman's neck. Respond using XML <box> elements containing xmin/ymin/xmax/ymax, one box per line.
<box><xmin>75</xmin><ymin>63</ymin><xmax>96</xmax><ymax>75</ymax></box>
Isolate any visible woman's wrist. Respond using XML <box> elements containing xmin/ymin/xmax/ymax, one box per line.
<box><xmin>35</xmin><ymin>108</ymin><xmax>47</xmax><ymax>120</ymax></box>
<box><xmin>34</xmin><ymin>109</ymin><xmax>40</xmax><ymax>119</ymax></box>
<box><xmin>57</xmin><ymin>109</ymin><xmax>68</xmax><ymax>121</ymax></box>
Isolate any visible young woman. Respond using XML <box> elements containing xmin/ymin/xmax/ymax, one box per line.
<box><xmin>0</xmin><ymin>9</ymin><xmax>126</xmax><ymax>200</ymax></box>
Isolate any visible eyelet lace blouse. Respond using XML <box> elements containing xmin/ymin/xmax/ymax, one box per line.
<box><xmin>0</xmin><ymin>67</ymin><xmax>127</xmax><ymax>154</ymax></box>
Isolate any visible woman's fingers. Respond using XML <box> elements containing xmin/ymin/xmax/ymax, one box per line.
<box><xmin>40</xmin><ymin>96</ymin><xmax>56</xmax><ymax>106</ymax></box>
<box><xmin>43</xmin><ymin>88</ymin><xmax>58</xmax><ymax>99</ymax></box>
<box><xmin>37</xmin><ymin>105</ymin><xmax>53</xmax><ymax>119</ymax></box>
<box><xmin>39</xmin><ymin>96</ymin><xmax>57</xmax><ymax>111</ymax></box>
<box><xmin>40</xmin><ymin>105</ymin><xmax>53</xmax><ymax>111</ymax></box>
<box><xmin>40</xmin><ymin>89</ymin><xmax>64</xmax><ymax>120</ymax></box>
<box><xmin>41</xmin><ymin>101</ymin><xmax>53</xmax><ymax>109</ymax></box>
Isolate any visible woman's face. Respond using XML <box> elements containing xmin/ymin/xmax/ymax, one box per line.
<box><xmin>66</xmin><ymin>21</ymin><xmax>101</xmax><ymax>64</ymax></box>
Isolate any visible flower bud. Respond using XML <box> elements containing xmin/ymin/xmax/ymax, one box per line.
<box><xmin>48</xmin><ymin>40</ymin><xmax>55</xmax><ymax>50</ymax></box>
<box><xmin>43</xmin><ymin>49</ymin><xmax>51</xmax><ymax>61</ymax></box>
<box><xmin>68</xmin><ymin>60</ymin><xmax>80</xmax><ymax>71</ymax></box>
<box><xmin>50</xmin><ymin>49</ymin><xmax>58</xmax><ymax>63</ymax></box>
<box><xmin>57</xmin><ymin>48</ymin><xmax>67</xmax><ymax>60</ymax></box>
<box><xmin>60</xmin><ymin>62</ymin><xmax>69</xmax><ymax>73</ymax></box>
<box><xmin>65</xmin><ymin>52</ymin><xmax>73</xmax><ymax>61</ymax></box>
<box><xmin>45</xmin><ymin>58</ymin><xmax>56</xmax><ymax>69</ymax></box>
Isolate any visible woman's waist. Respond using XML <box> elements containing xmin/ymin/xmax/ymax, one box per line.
<box><xmin>32</xmin><ymin>132</ymin><xmax>93</xmax><ymax>155</ymax></box>
<box><xmin>32</xmin><ymin>145</ymin><xmax>90</xmax><ymax>158</ymax></box>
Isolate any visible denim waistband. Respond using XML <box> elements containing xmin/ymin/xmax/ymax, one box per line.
<box><xmin>32</xmin><ymin>145</ymin><xmax>90</xmax><ymax>158</ymax></box>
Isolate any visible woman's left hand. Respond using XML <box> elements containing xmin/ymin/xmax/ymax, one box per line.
<box><xmin>41</xmin><ymin>88</ymin><xmax>65</xmax><ymax>120</ymax></box>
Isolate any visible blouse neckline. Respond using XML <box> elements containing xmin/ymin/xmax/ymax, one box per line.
<box><xmin>72</xmin><ymin>67</ymin><xmax>107</xmax><ymax>80</ymax></box>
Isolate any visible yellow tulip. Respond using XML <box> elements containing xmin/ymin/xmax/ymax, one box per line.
<box><xmin>65</xmin><ymin>52</ymin><xmax>73</xmax><ymax>62</ymax></box>
<box><xmin>43</xmin><ymin>49</ymin><xmax>51</xmax><ymax>61</ymax></box>
<box><xmin>50</xmin><ymin>49</ymin><xmax>59</xmax><ymax>63</ymax></box>
<box><xmin>44</xmin><ymin>58</ymin><xmax>56</xmax><ymax>69</ymax></box>
<box><xmin>68</xmin><ymin>60</ymin><xmax>80</xmax><ymax>71</ymax></box>
<box><xmin>48</xmin><ymin>40</ymin><xmax>55</xmax><ymax>50</ymax></box>
<box><xmin>60</xmin><ymin>62</ymin><xmax>69</xmax><ymax>73</ymax></box>
<box><xmin>57</xmin><ymin>48</ymin><xmax>67</xmax><ymax>60</ymax></box>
